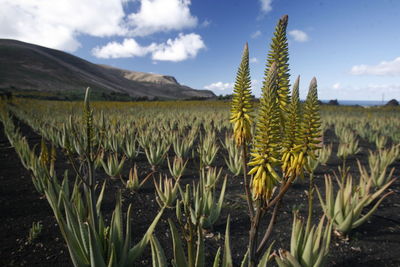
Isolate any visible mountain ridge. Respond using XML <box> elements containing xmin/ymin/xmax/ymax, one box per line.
<box><xmin>0</xmin><ymin>39</ymin><xmax>215</xmax><ymax>100</ymax></box>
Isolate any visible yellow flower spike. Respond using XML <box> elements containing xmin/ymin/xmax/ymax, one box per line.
<box><xmin>300</xmin><ymin>78</ymin><xmax>322</xmax><ymax>164</ymax></box>
<box><xmin>281</xmin><ymin>76</ymin><xmax>303</xmax><ymax>178</ymax></box>
<box><xmin>230</xmin><ymin>43</ymin><xmax>254</xmax><ymax>146</ymax></box>
<box><xmin>248</xmin><ymin>63</ymin><xmax>282</xmax><ymax>200</ymax></box>
<box><xmin>266</xmin><ymin>15</ymin><xmax>291</xmax><ymax>122</ymax></box>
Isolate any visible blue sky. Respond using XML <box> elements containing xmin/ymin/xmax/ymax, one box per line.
<box><xmin>2</xmin><ymin>0</ymin><xmax>400</xmax><ymax>100</ymax></box>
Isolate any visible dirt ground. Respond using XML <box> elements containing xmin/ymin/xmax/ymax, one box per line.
<box><xmin>0</xmin><ymin>118</ymin><xmax>399</xmax><ymax>266</ymax></box>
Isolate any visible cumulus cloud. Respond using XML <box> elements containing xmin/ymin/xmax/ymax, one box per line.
<box><xmin>92</xmin><ymin>33</ymin><xmax>205</xmax><ymax>62</ymax></box>
<box><xmin>204</xmin><ymin>82</ymin><xmax>234</xmax><ymax>91</ymax></box>
<box><xmin>127</xmin><ymin>0</ymin><xmax>197</xmax><ymax>36</ymax></box>
<box><xmin>259</xmin><ymin>0</ymin><xmax>273</xmax><ymax>13</ymax></box>
<box><xmin>251</xmin><ymin>30</ymin><xmax>262</xmax><ymax>39</ymax></box>
<box><xmin>0</xmin><ymin>0</ymin><xmax>128</xmax><ymax>51</ymax></box>
<box><xmin>92</xmin><ymin>39</ymin><xmax>156</xmax><ymax>58</ymax></box>
<box><xmin>151</xmin><ymin>33</ymin><xmax>205</xmax><ymax>61</ymax></box>
<box><xmin>350</xmin><ymin>57</ymin><xmax>400</xmax><ymax>76</ymax></box>
<box><xmin>0</xmin><ymin>0</ymin><xmax>199</xmax><ymax>53</ymax></box>
<box><xmin>288</xmin><ymin>30</ymin><xmax>309</xmax><ymax>42</ymax></box>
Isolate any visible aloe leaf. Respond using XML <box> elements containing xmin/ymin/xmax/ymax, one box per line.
<box><xmin>301</xmin><ymin>226</ymin><xmax>315</xmax><ymax>266</ymax></box>
<box><xmin>315</xmin><ymin>187</ymin><xmax>326</xmax><ymax>215</ymax></box>
<box><xmin>257</xmin><ymin>241</ymin><xmax>274</xmax><ymax>267</ymax></box>
<box><xmin>371</xmin><ymin>178</ymin><xmax>395</xmax><ymax>200</ymax></box>
<box><xmin>337</xmin><ymin>209</ymin><xmax>353</xmax><ymax>235</ymax></box>
<box><xmin>213</xmin><ymin>247</ymin><xmax>221</xmax><ymax>267</ymax></box>
<box><xmin>150</xmin><ymin>235</ymin><xmax>168</xmax><ymax>267</ymax></box>
<box><xmin>290</xmin><ymin>215</ymin><xmax>303</xmax><ymax>259</ymax></box>
<box><xmin>334</xmin><ymin>191</ymin><xmax>344</xmax><ymax>224</ymax></box>
<box><xmin>96</xmin><ymin>181</ymin><xmax>106</xmax><ymax>214</ymax></box>
<box><xmin>109</xmin><ymin>193</ymin><xmax>123</xmax><ymax>258</ymax></box>
<box><xmin>195</xmin><ymin>226</ymin><xmax>205</xmax><ymax>267</ymax></box>
<box><xmin>352</xmin><ymin>191</ymin><xmax>393</xmax><ymax>229</ymax></box>
<box><xmin>107</xmin><ymin>244</ymin><xmax>116</xmax><ymax>267</ymax></box>
<box><xmin>168</xmin><ymin>219</ymin><xmax>187</xmax><ymax>267</ymax></box>
<box><xmin>313</xmin><ymin>217</ymin><xmax>325</xmax><ymax>255</ymax></box>
<box><xmin>86</xmin><ymin>222</ymin><xmax>106</xmax><ymax>267</ymax></box>
<box><xmin>274</xmin><ymin>256</ymin><xmax>287</xmax><ymax>267</ymax></box>
<box><xmin>240</xmin><ymin>250</ymin><xmax>249</xmax><ymax>267</ymax></box>
<box><xmin>222</xmin><ymin>215</ymin><xmax>233</xmax><ymax>267</ymax></box>
<box><xmin>284</xmin><ymin>251</ymin><xmax>302</xmax><ymax>267</ymax></box>
<box><xmin>120</xmin><ymin>204</ymin><xmax>133</xmax><ymax>265</ymax></box>
<box><xmin>216</xmin><ymin>175</ymin><xmax>228</xmax><ymax>215</ymax></box>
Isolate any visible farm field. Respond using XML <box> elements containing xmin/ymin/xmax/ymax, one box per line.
<box><xmin>0</xmin><ymin>99</ymin><xmax>399</xmax><ymax>266</ymax></box>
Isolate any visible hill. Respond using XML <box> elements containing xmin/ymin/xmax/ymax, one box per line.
<box><xmin>0</xmin><ymin>39</ymin><xmax>215</xmax><ymax>100</ymax></box>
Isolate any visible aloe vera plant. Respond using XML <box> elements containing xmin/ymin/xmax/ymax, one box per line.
<box><xmin>275</xmin><ymin>213</ymin><xmax>332</xmax><ymax>267</ymax></box>
<box><xmin>200</xmin><ymin>172</ymin><xmax>227</xmax><ymax>229</ymax></box>
<box><xmin>125</xmin><ymin>165</ymin><xmax>153</xmax><ymax>192</ymax></box>
<box><xmin>150</xmin><ymin>216</ymin><xmax>235</xmax><ymax>267</ymax></box>
<box><xmin>368</xmin><ymin>145</ymin><xmax>399</xmax><ymax>175</ymax></box>
<box><xmin>144</xmin><ymin>139</ymin><xmax>170</xmax><ymax>171</ymax></box>
<box><xmin>154</xmin><ymin>175</ymin><xmax>180</xmax><ymax>208</ymax></box>
<box><xmin>28</xmin><ymin>221</ymin><xmax>43</xmax><ymax>244</ymax></box>
<box><xmin>123</xmin><ymin>135</ymin><xmax>140</xmax><ymax>160</ymax></box>
<box><xmin>172</xmin><ymin>131</ymin><xmax>196</xmax><ymax>159</ymax></box>
<box><xmin>198</xmin><ymin>131</ymin><xmax>219</xmax><ymax>168</ymax></box>
<box><xmin>168</xmin><ymin>156</ymin><xmax>188</xmax><ymax>180</ymax></box>
<box><xmin>44</xmin><ymin>174</ymin><xmax>166</xmax><ymax>266</ymax></box>
<box><xmin>336</xmin><ymin>129</ymin><xmax>360</xmax><ymax>160</ymax></box>
<box><xmin>316</xmin><ymin>173</ymin><xmax>394</xmax><ymax>236</ymax></box>
<box><xmin>38</xmin><ymin>88</ymin><xmax>166</xmax><ymax>266</ymax></box>
<box><xmin>228</xmin><ymin>14</ymin><xmax>323</xmax><ymax>266</ymax></box>
<box><xmin>101</xmin><ymin>153</ymin><xmax>126</xmax><ymax>179</ymax></box>
<box><xmin>222</xmin><ymin>134</ymin><xmax>243</xmax><ymax>176</ymax></box>
<box><xmin>358</xmin><ymin>160</ymin><xmax>395</xmax><ymax>189</ymax></box>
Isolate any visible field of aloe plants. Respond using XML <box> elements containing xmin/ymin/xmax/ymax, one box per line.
<box><xmin>1</xmin><ymin>15</ymin><xmax>399</xmax><ymax>267</ymax></box>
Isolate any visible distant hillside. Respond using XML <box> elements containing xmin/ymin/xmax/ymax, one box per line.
<box><xmin>0</xmin><ymin>39</ymin><xmax>215</xmax><ymax>100</ymax></box>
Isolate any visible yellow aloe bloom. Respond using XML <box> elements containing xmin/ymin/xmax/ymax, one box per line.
<box><xmin>230</xmin><ymin>43</ymin><xmax>253</xmax><ymax>146</ymax></box>
<box><xmin>248</xmin><ymin>63</ymin><xmax>281</xmax><ymax>200</ymax></box>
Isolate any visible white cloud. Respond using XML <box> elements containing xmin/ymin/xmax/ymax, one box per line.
<box><xmin>0</xmin><ymin>0</ymin><xmax>199</xmax><ymax>52</ymax></box>
<box><xmin>204</xmin><ymin>82</ymin><xmax>234</xmax><ymax>91</ymax></box>
<box><xmin>0</xmin><ymin>0</ymin><xmax>128</xmax><ymax>51</ymax></box>
<box><xmin>332</xmin><ymin>82</ymin><xmax>341</xmax><ymax>89</ymax></box>
<box><xmin>259</xmin><ymin>0</ymin><xmax>273</xmax><ymax>13</ymax></box>
<box><xmin>251</xmin><ymin>30</ymin><xmax>262</xmax><ymax>39</ymax></box>
<box><xmin>350</xmin><ymin>57</ymin><xmax>400</xmax><ymax>76</ymax></box>
<box><xmin>127</xmin><ymin>0</ymin><xmax>197</xmax><ymax>36</ymax></box>
<box><xmin>92</xmin><ymin>33</ymin><xmax>205</xmax><ymax>62</ymax></box>
<box><xmin>151</xmin><ymin>33</ymin><xmax>205</xmax><ymax>61</ymax></box>
<box><xmin>250</xmin><ymin>57</ymin><xmax>258</xmax><ymax>63</ymax></box>
<box><xmin>288</xmin><ymin>30</ymin><xmax>309</xmax><ymax>42</ymax></box>
<box><xmin>92</xmin><ymin>39</ymin><xmax>156</xmax><ymax>58</ymax></box>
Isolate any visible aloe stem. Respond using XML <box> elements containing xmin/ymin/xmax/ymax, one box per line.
<box><xmin>341</xmin><ymin>157</ymin><xmax>347</xmax><ymax>184</ymax></box>
<box><xmin>187</xmin><ymin>223</ymin><xmax>195</xmax><ymax>267</ymax></box>
<box><xmin>248</xmin><ymin>200</ymin><xmax>262</xmax><ymax>267</ymax></box>
<box><xmin>256</xmin><ymin>199</ymin><xmax>280</xmax><ymax>256</ymax></box>
<box><xmin>306</xmin><ymin>171</ymin><xmax>314</xmax><ymax>233</ymax></box>
<box><xmin>242</xmin><ymin>142</ymin><xmax>254</xmax><ymax>219</ymax></box>
<box><xmin>266</xmin><ymin>173</ymin><xmax>296</xmax><ymax>209</ymax></box>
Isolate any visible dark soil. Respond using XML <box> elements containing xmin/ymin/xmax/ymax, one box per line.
<box><xmin>1</xmin><ymin>118</ymin><xmax>399</xmax><ymax>266</ymax></box>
